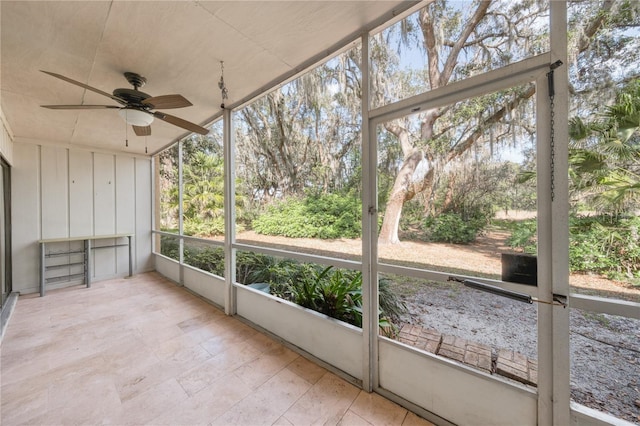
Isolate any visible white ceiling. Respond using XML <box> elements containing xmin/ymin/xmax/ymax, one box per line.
<box><xmin>1</xmin><ymin>1</ymin><xmax>416</xmax><ymax>156</ymax></box>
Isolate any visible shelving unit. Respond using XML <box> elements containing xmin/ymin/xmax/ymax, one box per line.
<box><xmin>39</xmin><ymin>234</ymin><xmax>133</xmax><ymax>296</ymax></box>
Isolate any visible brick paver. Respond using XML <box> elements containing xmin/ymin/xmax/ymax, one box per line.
<box><xmin>398</xmin><ymin>324</ymin><xmax>441</xmax><ymax>353</ymax></box>
<box><xmin>397</xmin><ymin>324</ymin><xmax>538</xmax><ymax>386</ymax></box>
<box><xmin>495</xmin><ymin>349</ymin><xmax>538</xmax><ymax>387</ymax></box>
<box><xmin>438</xmin><ymin>334</ymin><xmax>492</xmax><ymax>373</ymax></box>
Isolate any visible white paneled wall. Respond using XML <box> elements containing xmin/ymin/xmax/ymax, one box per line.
<box><xmin>12</xmin><ymin>142</ymin><xmax>153</xmax><ymax>294</ymax></box>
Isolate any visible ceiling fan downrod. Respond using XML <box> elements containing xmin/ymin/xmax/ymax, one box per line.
<box><xmin>124</xmin><ymin>72</ymin><xmax>146</xmax><ymax>90</ymax></box>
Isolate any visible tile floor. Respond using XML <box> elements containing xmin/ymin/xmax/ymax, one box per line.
<box><xmin>0</xmin><ymin>272</ymin><xmax>435</xmax><ymax>426</ymax></box>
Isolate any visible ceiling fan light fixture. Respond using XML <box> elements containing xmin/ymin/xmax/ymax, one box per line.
<box><xmin>118</xmin><ymin>108</ymin><xmax>154</xmax><ymax>126</ymax></box>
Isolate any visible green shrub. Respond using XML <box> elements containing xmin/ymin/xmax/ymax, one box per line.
<box><xmin>184</xmin><ymin>245</ymin><xmax>225</xmax><ymax>276</ymax></box>
<box><xmin>160</xmin><ymin>235</ymin><xmax>180</xmax><ymax>260</ymax></box>
<box><xmin>507</xmin><ymin>215</ymin><xmax>640</xmax><ymax>281</ymax></box>
<box><xmin>569</xmin><ymin>216</ymin><xmax>640</xmax><ymax>280</ymax></box>
<box><xmin>506</xmin><ymin>219</ymin><xmax>537</xmax><ymax>254</ymax></box>
<box><xmin>183</xmin><ymin>218</ymin><xmax>225</xmax><ymax>237</ymax></box>
<box><xmin>424</xmin><ymin>213</ymin><xmax>484</xmax><ymax>244</ymax></box>
<box><xmin>252</xmin><ymin>193</ymin><xmax>361</xmax><ymax>239</ymax></box>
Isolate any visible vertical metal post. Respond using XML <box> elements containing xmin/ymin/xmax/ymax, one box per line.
<box><xmin>86</xmin><ymin>238</ymin><xmax>92</xmax><ymax>288</ymax></box>
<box><xmin>550</xmin><ymin>2</ymin><xmax>571</xmax><ymax>424</ymax></box>
<box><xmin>40</xmin><ymin>241</ymin><xmax>45</xmax><ymax>296</ymax></box>
<box><xmin>361</xmin><ymin>32</ymin><xmax>377</xmax><ymax>392</ymax></box>
<box><xmin>178</xmin><ymin>140</ymin><xmax>184</xmax><ymax>286</ymax></box>
<box><xmin>536</xmin><ymin>3</ymin><xmax>570</xmax><ymax>421</ymax></box>
<box><xmin>223</xmin><ymin>109</ymin><xmax>237</xmax><ymax>315</ymax></box>
<box><xmin>536</xmin><ymin>71</ymin><xmax>554</xmax><ymax>426</ymax></box>
<box><xmin>152</xmin><ymin>156</ymin><xmax>161</xmax><ymax>253</ymax></box>
<box><xmin>128</xmin><ymin>235</ymin><xmax>133</xmax><ymax>277</ymax></box>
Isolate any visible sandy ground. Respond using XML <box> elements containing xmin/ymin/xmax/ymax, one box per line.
<box><xmin>234</xmin><ymin>230</ymin><xmax>640</xmax><ymax>423</ymax></box>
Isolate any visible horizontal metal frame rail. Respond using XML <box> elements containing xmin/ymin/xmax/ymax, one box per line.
<box><xmin>151</xmin><ymin>231</ymin><xmax>639</xmax><ymax>321</ymax></box>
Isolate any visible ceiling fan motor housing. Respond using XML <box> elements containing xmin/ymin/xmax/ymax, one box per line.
<box><xmin>113</xmin><ymin>72</ymin><xmax>151</xmax><ymax>108</ymax></box>
<box><xmin>112</xmin><ymin>88</ymin><xmax>152</xmax><ymax>107</ymax></box>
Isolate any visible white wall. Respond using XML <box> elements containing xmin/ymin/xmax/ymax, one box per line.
<box><xmin>0</xmin><ymin>108</ymin><xmax>14</xmax><ymax>164</ymax></box>
<box><xmin>11</xmin><ymin>142</ymin><xmax>153</xmax><ymax>294</ymax></box>
<box><xmin>237</xmin><ymin>285</ymin><xmax>363</xmax><ymax>380</ymax></box>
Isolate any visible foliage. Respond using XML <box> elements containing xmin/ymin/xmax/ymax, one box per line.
<box><xmin>158</xmin><ymin>145</ymin><xmax>179</xmax><ymax>231</ymax></box>
<box><xmin>569</xmin><ymin>215</ymin><xmax>640</xmax><ymax>280</ymax></box>
<box><xmin>184</xmin><ymin>244</ymin><xmax>225</xmax><ymax>276</ymax></box>
<box><xmin>569</xmin><ymin>79</ymin><xmax>640</xmax><ymax>213</ymax></box>
<box><xmin>160</xmin><ymin>131</ymin><xmax>248</xmax><ymax>238</ymax></box>
<box><xmin>235</xmin><ymin>49</ymin><xmax>362</xmax><ymax>204</ymax></box>
<box><xmin>290</xmin><ymin>266</ymin><xmax>362</xmax><ymax>324</ymax></box>
<box><xmin>171</xmin><ymin>150</ymin><xmax>226</xmax><ymax>237</ymax></box>
<box><xmin>183</xmin><ymin>218</ymin><xmax>225</xmax><ymax>238</ymax></box>
<box><xmin>378</xmin><ymin>277</ymin><xmax>408</xmax><ymax>323</ymax></box>
<box><xmin>235</xmin><ymin>251</ymin><xmax>289</xmax><ymax>285</ymax></box>
<box><xmin>506</xmin><ymin>215</ymin><xmax>640</xmax><ymax>281</ymax></box>
<box><xmin>176</xmin><ymin>245</ymin><xmax>407</xmax><ymax>332</ymax></box>
<box><xmin>252</xmin><ymin>192</ymin><xmax>361</xmax><ymax>239</ymax></box>
<box><xmin>505</xmin><ymin>219</ymin><xmax>537</xmax><ymax>255</ymax></box>
<box><xmin>285</xmin><ymin>265</ymin><xmax>406</xmax><ymax>334</ymax></box>
<box><xmin>424</xmin><ymin>212</ymin><xmax>485</xmax><ymax>244</ymax></box>
<box><xmin>159</xmin><ymin>235</ymin><xmax>180</xmax><ymax>261</ymax></box>
<box><xmin>397</xmin><ymin>160</ymin><xmax>531</xmax><ymax>243</ymax></box>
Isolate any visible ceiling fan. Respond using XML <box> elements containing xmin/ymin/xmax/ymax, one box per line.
<box><xmin>40</xmin><ymin>70</ymin><xmax>209</xmax><ymax>136</ymax></box>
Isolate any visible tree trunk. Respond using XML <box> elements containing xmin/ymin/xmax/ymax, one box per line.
<box><xmin>379</xmin><ymin>149</ymin><xmax>430</xmax><ymax>244</ymax></box>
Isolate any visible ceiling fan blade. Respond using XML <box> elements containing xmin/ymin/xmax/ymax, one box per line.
<box><xmin>133</xmin><ymin>125</ymin><xmax>151</xmax><ymax>136</ymax></box>
<box><xmin>142</xmin><ymin>95</ymin><xmax>192</xmax><ymax>109</ymax></box>
<box><xmin>41</xmin><ymin>105</ymin><xmax>120</xmax><ymax>109</ymax></box>
<box><xmin>153</xmin><ymin>112</ymin><xmax>208</xmax><ymax>135</ymax></box>
<box><xmin>40</xmin><ymin>70</ymin><xmax>126</xmax><ymax>105</ymax></box>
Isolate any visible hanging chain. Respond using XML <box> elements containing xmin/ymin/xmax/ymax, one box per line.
<box><xmin>547</xmin><ymin>60</ymin><xmax>562</xmax><ymax>202</ymax></box>
<box><xmin>218</xmin><ymin>61</ymin><xmax>229</xmax><ymax>109</ymax></box>
<box><xmin>549</xmin><ymin>89</ymin><xmax>555</xmax><ymax>202</ymax></box>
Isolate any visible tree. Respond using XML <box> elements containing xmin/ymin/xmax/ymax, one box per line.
<box><xmin>375</xmin><ymin>0</ymin><xmax>639</xmax><ymax>244</ymax></box>
<box><xmin>235</xmin><ymin>49</ymin><xmax>362</xmax><ymax>204</ymax></box>
<box><xmin>569</xmin><ymin>79</ymin><xmax>640</xmax><ymax>212</ymax></box>
<box><xmin>160</xmin><ymin>131</ymin><xmax>233</xmax><ymax>236</ymax></box>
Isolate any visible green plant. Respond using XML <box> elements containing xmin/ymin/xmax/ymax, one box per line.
<box><xmin>378</xmin><ymin>278</ymin><xmax>408</xmax><ymax>323</ymax></box>
<box><xmin>184</xmin><ymin>245</ymin><xmax>225</xmax><ymax>276</ymax></box>
<box><xmin>252</xmin><ymin>192</ymin><xmax>362</xmax><ymax>239</ymax></box>
<box><xmin>506</xmin><ymin>219</ymin><xmax>537</xmax><ymax>254</ymax></box>
<box><xmin>284</xmin><ymin>265</ymin><xmax>406</xmax><ymax>332</ymax></box>
<box><xmin>507</xmin><ymin>215</ymin><xmax>640</xmax><ymax>281</ymax></box>
<box><xmin>318</xmin><ymin>268</ymin><xmax>363</xmax><ymax>322</ymax></box>
<box><xmin>424</xmin><ymin>213</ymin><xmax>483</xmax><ymax>244</ymax></box>
<box><xmin>160</xmin><ymin>235</ymin><xmax>180</xmax><ymax>260</ymax></box>
<box><xmin>569</xmin><ymin>215</ymin><xmax>640</xmax><ymax>280</ymax></box>
<box><xmin>183</xmin><ymin>218</ymin><xmax>225</xmax><ymax>238</ymax></box>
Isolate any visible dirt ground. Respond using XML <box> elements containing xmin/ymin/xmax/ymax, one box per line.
<box><xmin>235</xmin><ymin>230</ymin><xmax>640</xmax><ymax>423</ymax></box>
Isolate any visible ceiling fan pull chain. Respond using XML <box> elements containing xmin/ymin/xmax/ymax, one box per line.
<box><xmin>125</xmin><ymin>111</ymin><xmax>129</xmax><ymax>147</ymax></box>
